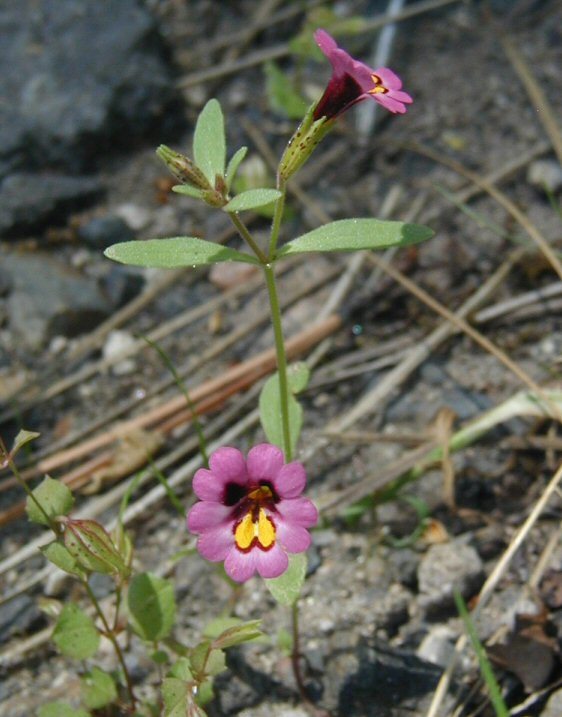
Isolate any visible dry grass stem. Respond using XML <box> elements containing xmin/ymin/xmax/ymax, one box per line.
<box><xmin>499</xmin><ymin>33</ymin><xmax>562</xmax><ymax>166</ymax></box>
<box><xmin>408</xmin><ymin>142</ymin><xmax>562</xmax><ymax>281</ymax></box>
<box><xmin>425</xmin><ymin>460</ymin><xmax>562</xmax><ymax>717</ymax></box>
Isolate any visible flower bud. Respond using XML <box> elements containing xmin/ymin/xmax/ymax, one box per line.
<box><xmin>278</xmin><ymin>104</ymin><xmax>332</xmax><ymax>182</ymax></box>
<box><xmin>64</xmin><ymin>518</ymin><xmax>131</xmax><ymax>579</ymax></box>
<box><xmin>157</xmin><ymin>145</ymin><xmax>211</xmax><ymax>191</ymax></box>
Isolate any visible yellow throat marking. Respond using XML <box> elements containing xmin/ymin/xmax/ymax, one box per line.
<box><xmin>234</xmin><ymin>508</ymin><xmax>276</xmax><ymax>551</ymax></box>
<box><xmin>368</xmin><ymin>73</ymin><xmax>388</xmax><ymax>95</ymax></box>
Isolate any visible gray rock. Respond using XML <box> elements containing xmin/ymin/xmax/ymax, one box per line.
<box><xmin>332</xmin><ymin>641</ymin><xmax>448</xmax><ymax>717</ymax></box>
<box><xmin>78</xmin><ymin>215</ymin><xmax>135</xmax><ymax>250</ymax></box>
<box><xmin>3</xmin><ymin>251</ymin><xmax>112</xmax><ymax>349</ymax></box>
<box><xmin>0</xmin><ymin>172</ymin><xmax>103</xmax><ymax>238</ymax></box>
<box><xmin>417</xmin><ymin>539</ymin><xmax>484</xmax><ymax>616</ymax></box>
<box><xmin>0</xmin><ymin>266</ymin><xmax>12</xmax><ymax>296</ymax></box>
<box><xmin>99</xmin><ymin>265</ymin><xmax>145</xmax><ymax>309</ymax></box>
<box><xmin>0</xmin><ymin>0</ymin><xmax>178</xmax><ymax>180</ymax></box>
<box><xmin>416</xmin><ymin>625</ymin><xmax>457</xmax><ymax>667</ymax></box>
<box><xmin>0</xmin><ymin>594</ymin><xmax>42</xmax><ymax>641</ymax></box>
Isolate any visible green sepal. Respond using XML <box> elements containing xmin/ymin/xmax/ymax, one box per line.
<box><xmin>172</xmin><ymin>184</ymin><xmax>204</xmax><ymax>199</ymax></box>
<box><xmin>64</xmin><ymin>519</ymin><xmax>130</xmax><ymax>578</ymax></box>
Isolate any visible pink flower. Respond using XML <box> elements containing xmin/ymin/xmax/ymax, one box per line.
<box><xmin>187</xmin><ymin>444</ymin><xmax>318</xmax><ymax>583</ymax></box>
<box><xmin>313</xmin><ymin>29</ymin><xmax>413</xmax><ymax>120</ymax></box>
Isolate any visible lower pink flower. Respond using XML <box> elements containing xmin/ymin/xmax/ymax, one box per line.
<box><xmin>187</xmin><ymin>444</ymin><xmax>318</xmax><ymax>583</ymax></box>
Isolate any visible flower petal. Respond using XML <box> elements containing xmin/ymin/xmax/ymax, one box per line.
<box><xmin>276</xmin><ymin>520</ymin><xmax>312</xmax><ymax>553</ymax></box>
<box><xmin>247</xmin><ymin>443</ymin><xmax>284</xmax><ymax>483</ymax></box>
<box><xmin>277</xmin><ymin>497</ymin><xmax>318</xmax><ymax>528</ymax></box>
<box><xmin>196</xmin><ymin>524</ymin><xmax>234</xmax><ymax>562</ymax></box>
<box><xmin>209</xmin><ymin>447</ymin><xmax>248</xmax><ymax>485</ymax></box>
<box><xmin>187</xmin><ymin>502</ymin><xmax>232</xmax><ymax>533</ymax></box>
<box><xmin>224</xmin><ymin>546</ymin><xmax>257</xmax><ymax>583</ymax></box>
<box><xmin>374</xmin><ymin>67</ymin><xmax>403</xmax><ymax>90</ymax></box>
<box><xmin>192</xmin><ymin>468</ymin><xmax>224</xmax><ymax>502</ymax></box>
<box><xmin>256</xmin><ymin>544</ymin><xmax>289</xmax><ymax>579</ymax></box>
<box><xmin>314</xmin><ymin>28</ymin><xmax>338</xmax><ymax>55</ymax></box>
<box><xmin>272</xmin><ymin>461</ymin><xmax>306</xmax><ymax>499</ymax></box>
<box><xmin>372</xmin><ymin>93</ymin><xmax>407</xmax><ymax>114</ymax></box>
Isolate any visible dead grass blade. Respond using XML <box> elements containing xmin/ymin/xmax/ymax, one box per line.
<box><xmin>499</xmin><ymin>33</ymin><xmax>562</xmax><ymax>166</ymax></box>
<box><xmin>407</xmin><ymin>142</ymin><xmax>562</xmax><ymax>281</ymax></box>
<box><xmin>425</xmin><ymin>459</ymin><xmax>562</xmax><ymax>717</ymax></box>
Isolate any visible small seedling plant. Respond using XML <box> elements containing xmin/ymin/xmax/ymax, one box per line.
<box><xmin>4</xmin><ymin>30</ymin><xmax>433</xmax><ymax>717</ymax></box>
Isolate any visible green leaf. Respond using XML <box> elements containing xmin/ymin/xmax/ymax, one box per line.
<box><xmin>169</xmin><ymin>657</ymin><xmax>193</xmax><ymax>681</ymax></box>
<box><xmin>223</xmin><ymin>188</ymin><xmax>281</xmax><ymax>213</ymax></box>
<box><xmin>264</xmin><ymin>62</ymin><xmax>308</xmax><ymax>120</ymax></box>
<box><xmin>277</xmin><ymin>627</ymin><xmax>293</xmax><ymax>655</ymax></box>
<box><xmin>196</xmin><ymin>679</ymin><xmax>215</xmax><ymax>706</ymax></box>
<box><xmin>105</xmin><ymin>238</ymin><xmax>259</xmax><ymax>269</ymax></box>
<box><xmin>286</xmin><ymin>361</ymin><xmax>310</xmax><ymax>393</ymax></box>
<box><xmin>162</xmin><ymin>678</ymin><xmax>207</xmax><ymax>717</ymax></box>
<box><xmin>81</xmin><ymin>667</ymin><xmax>117</xmax><ymax>710</ymax></box>
<box><xmin>162</xmin><ymin>678</ymin><xmax>188</xmax><ymax>717</ymax></box>
<box><xmin>260</xmin><ymin>378</ymin><xmax>302</xmax><ymax>455</ymax></box>
<box><xmin>52</xmin><ymin>603</ymin><xmax>100</xmax><ymax>660</ymax></box>
<box><xmin>9</xmin><ymin>429</ymin><xmax>40</xmax><ymax>460</ymax></box>
<box><xmin>225</xmin><ymin>146</ymin><xmax>248</xmax><ymax>190</ymax></box>
<box><xmin>210</xmin><ymin>620</ymin><xmax>263</xmax><ymax>650</ymax></box>
<box><xmin>204</xmin><ymin>649</ymin><xmax>226</xmax><ymax>678</ymax></box>
<box><xmin>259</xmin><ymin>363</ymin><xmax>309</xmax><ymax>455</ymax></box>
<box><xmin>25</xmin><ymin>476</ymin><xmax>74</xmax><ymax>526</ymax></box>
<box><xmin>193</xmin><ymin>98</ymin><xmax>226</xmax><ymax>185</ymax></box>
<box><xmin>128</xmin><ymin>572</ymin><xmax>176</xmax><ymax>641</ymax></box>
<box><xmin>172</xmin><ymin>184</ymin><xmax>204</xmax><ymax>199</ymax></box>
<box><xmin>265</xmin><ymin>553</ymin><xmax>307</xmax><ymax>606</ymax></box>
<box><xmin>40</xmin><ymin>541</ymin><xmax>87</xmax><ymax>579</ymax></box>
<box><xmin>38</xmin><ymin>702</ymin><xmax>90</xmax><ymax>717</ymax></box>
<box><xmin>276</xmin><ymin>219</ymin><xmax>434</xmax><ymax>258</ymax></box>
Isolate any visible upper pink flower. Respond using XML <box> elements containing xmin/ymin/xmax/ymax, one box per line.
<box><xmin>187</xmin><ymin>444</ymin><xmax>318</xmax><ymax>583</ymax></box>
<box><xmin>313</xmin><ymin>29</ymin><xmax>413</xmax><ymax>120</ymax></box>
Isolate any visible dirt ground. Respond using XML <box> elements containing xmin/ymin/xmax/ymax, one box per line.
<box><xmin>1</xmin><ymin>1</ymin><xmax>562</xmax><ymax>716</ymax></box>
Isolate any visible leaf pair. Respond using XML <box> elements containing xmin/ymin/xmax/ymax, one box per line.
<box><xmin>105</xmin><ymin>217</ymin><xmax>433</xmax><ymax>269</ymax></box>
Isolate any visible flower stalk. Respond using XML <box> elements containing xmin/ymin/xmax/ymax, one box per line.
<box><xmin>263</xmin><ymin>263</ymin><xmax>292</xmax><ymax>461</ymax></box>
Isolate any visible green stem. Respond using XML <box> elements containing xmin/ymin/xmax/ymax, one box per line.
<box><xmin>263</xmin><ymin>263</ymin><xmax>292</xmax><ymax>461</ymax></box>
<box><xmin>140</xmin><ymin>334</ymin><xmax>209</xmax><ymax>467</ymax></box>
<box><xmin>8</xmin><ymin>457</ymin><xmax>58</xmax><ymax>533</ymax></box>
<box><xmin>83</xmin><ymin>580</ymin><xmax>136</xmax><ymax>710</ymax></box>
<box><xmin>268</xmin><ymin>176</ymin><xmax>286</xmax><ymax>259</ymax></box>
<box><xmin>229</xmin><ymin>212</ymin><xmax>268</xmax><ymax>263</ymax></box>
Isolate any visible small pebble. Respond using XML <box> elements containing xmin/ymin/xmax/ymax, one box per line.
<box><xmin>527</xmin><ymin>159</ymin><xmax>562</xmax><ymax>194</ymax></box>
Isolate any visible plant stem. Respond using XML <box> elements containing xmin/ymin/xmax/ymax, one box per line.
<box><xmin>291</xmin><ymin>601</ymin><xmax>330</xmax><ymax>717</ymax></box>
<box><xmin>229</xmin><ymin>212</ymin><xmax>268</xmax><ymax>263</ymax></box>
<box><xmin>8</xmin><ymin>458</ymin><xmax>58</xmax><ymax>532</ymax></box>
<box><xmin>263</xmin><ymin>262</ymin><xmax>292</xmax><ymax>461</ymax></box>
<box><xmin>83</xmin><ymin>580</ymin><xmax>137</xmax><ymax>711</ymax></box>
<box><xmin>268</xmin><ymin>176</ymin><xmax>286</xmax><ymax>258</ymax></box>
